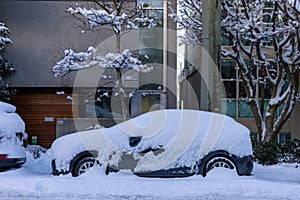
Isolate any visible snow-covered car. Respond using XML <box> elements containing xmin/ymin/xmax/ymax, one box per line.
<box><xmin>0</xmin><ymin>101</ymin><xmax>27</xmax><ymax>170</ymax></box>
<box><xmin>51</xmin><ymin>109</ymin><xmax>253</xmax><ymax>177</ymax></box>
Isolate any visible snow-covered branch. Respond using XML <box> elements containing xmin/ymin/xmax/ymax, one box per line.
<box><xmin>169</xmin><ymin>0</ymin><xmax>202</xmax><ymax>45</ymax></box>
<box><xmin>222</xmin><ymin>0</ymin><xmax>300</xmax><ymax>142</ymax></box>
<box><xmin>0</xmin><ymin>21</ymin><xmax>15</xmax><ymax>101</ymax></box>
<box><xmin>53</xmin><ymin>47</ymin><xmax>152</xmax><ymax>77</ymax></box>
<box><xmin>68</xmin><ymin>5</ymin><xmax>157</xmax><ymax>34</ymax></box>
<box><xmin>0</xmin><ymin>22</ymin><xmax>12</xmax><ymax>52</ymax></box>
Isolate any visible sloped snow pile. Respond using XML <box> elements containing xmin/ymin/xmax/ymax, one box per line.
<box><xmin>23</xmin><ymin>150</ymin><xmax>52</xmax><ymax>174</ymax></box>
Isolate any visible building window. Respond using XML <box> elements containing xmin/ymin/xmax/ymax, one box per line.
<box><xmin>138</xmin><ymin>0</ymin><xmax>163</xmax><ymax>8</ymax></box>
<box><xmin>220</xmin><ymin>59</ymin><xmax>291</xmax><ymax>119</ymax></box>
<box><xmin>220</xmin><ymin>60</ymin><xmax>264</xmax><ymax>118</ymax></box>
<box><xmin>278</xmin><ymin>133</ymin><xmax>291</xmax><ymax>144</ymax></box>
<box><xmin>250</xmin><ymin>132</ymin><xmax>291</xmax><ymax>144</ymax></box>
<box><xmin>138</xmin><ymin>0</ymin><xmax>164</xmax><ymax>85</ymax></box>
<box><xmin>81</xmin><ymin>88</ymin><xmax>128</xmax><ymax>119</ymax></box>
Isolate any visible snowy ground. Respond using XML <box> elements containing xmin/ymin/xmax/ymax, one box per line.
<box><xmin>0</xmin><ymin>152</ymin><xmax>300</xmax><ymax>200</ymax></box>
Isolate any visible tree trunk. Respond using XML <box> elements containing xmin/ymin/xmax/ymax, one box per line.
<box><xmin>115</xmin><ymin>33</ymin><xmax>127</xmax><ymax>121</ymax></box>
<box><xmin>116</xmin><ymin>68</ymin><xmax>127</xmax><ymax>121</ymax></box>
<box><xmin>264</xmin><ymin>105</ymin><xmax>277</xmax><ymax>142</ymax></box>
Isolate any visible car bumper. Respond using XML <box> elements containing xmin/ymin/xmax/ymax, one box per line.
<box><xmin>0</xmin><ymin>157</ymin><xmax>26</xmax><ymax>169</ymax></box>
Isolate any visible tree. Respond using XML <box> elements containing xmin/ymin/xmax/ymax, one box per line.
<box><xmin>222</xmin><ymin>0</ymin><xmax>299</xmax><ymax>142</ymax></box>
<box><xmin>169</xmin><ymin>0</ymin><xmax>202</xmax><ymax>45</ymax></box>
<box><xmin>171</xmin><ymin>0</ymin><xmax>300</xmax><ymax>142</ymax></box>
<box><xmin>0</xmin><ymin>21</ymin><xmax>15</xmax><ymax>102</ymax></box>
<box><xmin>53</xmin><ymin>0</ymin><xmax>156</xmax><ymax>120</ymax></box>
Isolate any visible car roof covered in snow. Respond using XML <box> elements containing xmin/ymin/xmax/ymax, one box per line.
<box><xmin>0</xmin><ymin>101</ymin><xmax>25</xmax><ymax>133</ymax></box>
<box><xmin>0</xmin><ymin>101</ymin><xmax>16</xmax><ymax>113</ymax></box>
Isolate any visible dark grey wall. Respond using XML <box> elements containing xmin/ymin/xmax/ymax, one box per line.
<box><xmin>0</xmin><ymin>1</ymin><xmax>112</xmax><ymax>87</ymax></box>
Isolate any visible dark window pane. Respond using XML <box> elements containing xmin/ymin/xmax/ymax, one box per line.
<box><xmin>222</xmin><ymin>100</ymin><xmax>236</xmax><ymax>118</ymax></box>
<box><xmin>221</xmin><ymin>60</ymin><xmax>237</xmax><ymax>79</ymax></box>
<box><xmin>223</xmin><ymin>81</ymin><xmax>236</xmax><ymax>98</ymax></box>
<box><xmin>221</xmin><ymin>28</ymin><xmax>230</xmax><ymax>46</ymax></box>
<box><xmin>238</xmin><ymin>101</ymin><xmax>253</xmax><ymax>118</ymax></box>
<box><xmin>239</xmin><ymin>81</ymin><xmax>247</xmax><ymax>98</ymax></box>
<box><xmin>279</xmin><ymin>133</ymin><xmax>291</xmax><ymax>144</ymax></box>
<box><xmin>260</xmin><ymin>84</ymin><xmax>271</xmax><ymax>99</ymax></box>
<box><xmin>84</xmin><ymin>89</ymin><xmax>127</xmax><ymax>118</ymax></box>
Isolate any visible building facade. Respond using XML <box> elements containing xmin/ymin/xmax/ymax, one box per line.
<box><xmin>0</xmin><ymin>0</ymin><xmax>177</xmax><ymax>148</ymax></box>
<box><xmin>178</xmin><ymin>0</ymin><xmax>300</xmax><ymax>143</ymax></box>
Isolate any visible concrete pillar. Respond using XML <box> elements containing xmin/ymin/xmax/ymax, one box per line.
<box><xmin>201</xmin><ymin>0</ymin><xmax>221</xmax><ymax>112</ymax></box>
<box><xmin>164</xmin><ymin>0</ymin><xmax>177</xmax><ymax>109</ymax></box>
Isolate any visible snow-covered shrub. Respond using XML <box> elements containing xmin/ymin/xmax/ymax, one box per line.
<box><xmin>252</xmin><ymin>138</ymin><xmax>300</xmax><ymax>165</ymax></box>
<box><xmin>26</xmin><ymin>145</ymin><xmax>48</xmax><ymax>159</ymax></box>
<box><xmin>252</xmin><ymin>139</ymin><xmax>281</xmax><ymax>165</ymax></box>
<box><xmin>279</xmin><ymin>139</ymin><xmax>300</xmax><ymax>163</ymax></box>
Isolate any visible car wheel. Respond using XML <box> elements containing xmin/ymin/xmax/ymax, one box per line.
<box><xmin>72</xmin><ymin>157</ymin><xmax>96</xmax><ymax>177</ymax></box>
<box><xmin>205</xmin><ymin>156</ymin><xmax>236</xmax><ymax>174</ymax></box>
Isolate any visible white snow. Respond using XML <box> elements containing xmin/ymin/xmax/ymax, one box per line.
<box><xmin>67</xmin><ymin>5</ymin><xmax>156</xmax><ymax>34</ymax></box>
<box><xmin>53</xmin><ymin>48</ymin><xmax>152</xmax><ymax>77</ymax></box>
<box><xmin>0</xmin><ymin>152</ymin><xmax>300</xmax><ymax>200</ymax></box>
<box><xmin>169</xmin><ymin>0</ymin><xmax>202</xmax><ymax>45</ymax></box>
<box><xmin>0</xmin><ymin>102</ymin><xmax>25</xmax><ymax>133</ymax></box>
<box><xmin>0</xmin><ymin>102</ymin><xmax>26</xmax><ymax>159</ymax></box>
<box><xmin>66</xmin><ymin>96</ymin><xmax>73</xmax><ymax>100</ymax></box>
<box><xmin>50</xmin><ymin>110</ymin><xmax>252</xmax><ymax>173</ymax></box>
<box><xmin>0</xmin><ymin>22</ymin><xmax>12</xmax><ymax>48</ymax></box>
<box><xmin>55</xmin><ymin>91</ymin><xmax>65</xmax><ymax>95</ymax></box>
<box><xmin>0</xmin><ymin>101</ymin><xmax>16</xmax><ymax>113</ymax></box>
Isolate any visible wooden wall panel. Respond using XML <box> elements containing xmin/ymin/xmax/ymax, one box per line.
<box><xmin>11</xmin><ymin>88</ymin><xmax>77</xmax><ymax>148</ymax></box>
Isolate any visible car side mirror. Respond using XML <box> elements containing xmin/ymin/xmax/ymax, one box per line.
<box><xmin>129</xmin><ymin>137</ymin><xmax>142</xmax><ymax>147</ymax></box>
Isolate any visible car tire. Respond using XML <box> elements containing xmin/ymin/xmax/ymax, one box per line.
<box><xmin>205</xmin><ymin>156</ymin><xmax>236</xmax><ymax>174</ymax></box>
<box><xmin>72</xmin><ymin>157</ymin><xmax>97</xmax><ymax>177</ymax></box>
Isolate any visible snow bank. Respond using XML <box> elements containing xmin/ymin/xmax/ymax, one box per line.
<box><xmin>1</xmin><ymin>162</ymin><xmax>300</xmax><ymax>199</ymax></box>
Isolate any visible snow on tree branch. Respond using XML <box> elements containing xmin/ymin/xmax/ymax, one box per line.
<box><xmin>0</xmin><ymin>22</ymin><xmax>12</xmax><ymax>53</ymax></box>
<box><xmin>169</xmin><ymin>0</ymin><xmax>202</xmax><ymax>45</ymax></box>
<box><xmin>53</xmin><ymin>47</ymin><xmax>152</xmax><ymax>77</ymax></box>
<box><xmin>54</xmin><ymin>1</ymin><xmax>159</xmax><ymax>120</ymax></box>
<box><xmin>222</xmin><ymin>0</ymin><xmax>300</xmax><ymax>142</ymax></box>
<box><xmin>68</xmin><ymin>5</ymin><xmax>157</xmax><ymax>34</ymax></box>
<box><xmin>0</xmin><ymin>21</ymin><xmax>15</xmax><ymax>101</ymax></box>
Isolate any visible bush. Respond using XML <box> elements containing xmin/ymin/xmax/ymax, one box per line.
<box><xmin>252</xmin><ymin>138</ymin><xmax>300</xmax><ymax>165</ymax></box>
<box><xmin>252</xmin><ymin>139</ymin><xmax>281</xmax><ymax>165</ymax></box>
<box><xmin>26</xmin><ymin>145</ymin><xmax>48</xmax><ymax>159</ymax></box>
<box><xmin>279</xmin><ymin>139</ymin><xmax>300</xmax><ymax>163</ymax></box>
